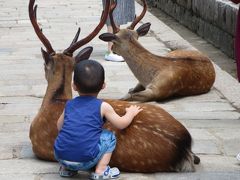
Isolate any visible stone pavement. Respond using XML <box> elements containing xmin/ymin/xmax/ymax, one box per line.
<box><xmin>0</xmin><ymin>0</ymin><xmax>240</xmax><ymax>179</ymax></box>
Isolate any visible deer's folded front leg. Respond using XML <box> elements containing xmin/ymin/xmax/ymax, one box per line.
<box><xmin>128</xmin><ymin>83</ymin><xmax>145</xmax><ymax>93</ymax></box>
<box><xmin>123</xmin><ymin>71</ymin><xmax>181</xmax><ymax>101</ymax></box>
<box><xmin>121</xmin><ymin>83</ymin><xmax>145</xmax><ymax>101</ymax></box>
<box><xmin>127</xmin><ymin>87</ymin><xmax>157</xmax><ymax>102</ymax></box>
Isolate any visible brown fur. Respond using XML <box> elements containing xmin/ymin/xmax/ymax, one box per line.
<box><xmin>30</xmin><ymin>54</ymin><xmax>74</xmax><ymax>161</ymax></box>
<box><xmin>101</xmin><ymin>0</ymin><xmax>215</xmax><ymax>102</ymax></box>
<box><xmin>29</xmin><ymin>0</ymin><xmax>110</xmax><ymax>161</ymax></box>
<box><xmin>110</xmin><ymin>29</ymin><xmax>216</xmax><ymax>102</ymax></box>
<box><xmin>105</xmin><ymin>100</ymin><xmax>194</xmax><ymax>172</ymax></box>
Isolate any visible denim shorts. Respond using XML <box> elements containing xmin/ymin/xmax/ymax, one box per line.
<box><xmin>54</xmin><ymin>129</ymin><xmax>116</xmax><ymax>171</ymax></box>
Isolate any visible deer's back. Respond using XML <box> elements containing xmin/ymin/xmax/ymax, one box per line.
<box><xmin>104</xmin><ymin>99</ymin><xmax>192</xmax><ymax>172</ymax></box>
<box><xmin>165</xmin><ymin>50</ymin><xmax>215</xmax><ymax>96</ymax></box>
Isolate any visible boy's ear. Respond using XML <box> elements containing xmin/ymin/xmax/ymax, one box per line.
<box><xmin>72</xmin><ymin>82</ymin><xmax>78</xmax><ymax>91</ymax></box>
<box><xmin>102</xmin><ymin>82</ymin><xmax>106</xmax><ymax>90</ymax></box>
<box><xmin>136</xmin><ymin>22</ymin><xmax>151</xmax><ymax>37</ymax></box>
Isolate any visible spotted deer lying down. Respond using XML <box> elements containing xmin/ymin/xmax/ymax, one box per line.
<box><xmin>28</xmin><ymin>0</ymin><xmax>199</xmax><ymax>172</ymax></box>
<box><xmin>28</xmin><ymin>0</ymin><xmax>111</xmax><ymax>162</ymax></box>
<box><xmin>99</xmin><ymin>0</ymin><xmax>216</xmax><ymax>102</ymax></box>
<box><xmin>104</xmin><ymin>99</ymin><xmax>200</xmax><ymax>172</ymax></box>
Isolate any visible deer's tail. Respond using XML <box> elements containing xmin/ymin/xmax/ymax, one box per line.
<box><xmin>174</xmin><ymin>151</ymin><xmax>201</xmax><ymax>172</ymax></box>
<box><xmin>171</xmin><ymin>131</ymin><xmax>200</xmax><ymax>172</ymax></box>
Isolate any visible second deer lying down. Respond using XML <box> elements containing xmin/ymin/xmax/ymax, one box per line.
<box><xmin>99</xmin><ymin>0</ymin><xmax>216</xmax><ymax>102</ymax></box>
<box><xmin>29</xmin><ymin>0</ymin><xmax>199</xmax><ymax>173</ymax></box>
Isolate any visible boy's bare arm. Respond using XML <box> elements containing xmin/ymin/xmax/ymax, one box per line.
<box><xmin>57</xmin><ymin>112</ymin><xmax>64</xmax><ymax>131</ymax></box>
<box><xmin>101</xmin><ymin>102</ymin><xmax>142</xmax><ymax>130</ymax></box>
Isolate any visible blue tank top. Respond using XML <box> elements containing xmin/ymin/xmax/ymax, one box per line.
<box><xmin>54</xmin><ymin>96</ymin><xmax>104</xmax><ymax>162</ymax></box>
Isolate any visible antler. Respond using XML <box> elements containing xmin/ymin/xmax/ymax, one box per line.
<box><xmin>128</xmin><ymin>0</ymin><xmax>147</xmax><ymax>30</ymax></box>
<box><xmin>63</xmin><ymin>0</ymin><xmax>111</xmax><ymax>56</ymax></box>
<box><xmin>29</xmin><ymin>0</ymin><xmax>55</xmax><ymax>55</ymax></box>
<box><xmin>109</xmin><ymin>0</ymin><xmax>120</xmax><ymax>34</ymax></box>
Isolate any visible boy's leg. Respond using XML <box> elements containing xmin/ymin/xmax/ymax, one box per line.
<box><xmin>90</xmin><ymin>130</ymin><xmax>120</xmax><ymax>179</ymax></box>
<box><xmin>91</xmin><ymin>152</ymin><xmax>120</xmax><ymax>179</ymax></box>
<box><xmin>95</xmin><ymin>152</ymin><xmax>112</xmax><ymax>174</ymax></box>
<box><xmin>54</xmin><ymin>153</ymin><xmax>78</xmax><ymax>177</ymax></box>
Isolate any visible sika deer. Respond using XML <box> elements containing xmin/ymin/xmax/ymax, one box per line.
<box><xmin>29</xmin><ymin>0</ymin><xmax>199</xmax><ymax>172</ymax></box>
<box><xmin>99</xmin><ymin>0</ymin><xmax>216</xmax><ymax>102</ymax></box>
<box><xmin>28</xmin><ymin>0</ymin><xmax>111</xmax><ymax>160</ymax></box>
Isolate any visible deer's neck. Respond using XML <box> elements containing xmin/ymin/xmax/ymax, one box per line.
<box><xmin>42</xmin><ymin>67</ymin><xmax>72</xmax><ymax>107</ymax></box>
<box><xmin>119</xmin><ymin>38</ymin><xmax>162</xmax><ymax>86</ymax></box>
<box><xmin>123</xmin><ymin>39</ymin><xmax>152</xmax><ymax>61</ymax></box>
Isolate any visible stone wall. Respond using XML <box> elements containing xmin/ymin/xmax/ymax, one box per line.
<box><xmin>146</xmin><ymin>0</ymin><xmax>239</xmax><ymax>57</ymax></box>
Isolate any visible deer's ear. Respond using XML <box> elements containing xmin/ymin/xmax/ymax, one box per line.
<box><xmin>136</xmin><ymin>23</ymin><xmax>151</xmax><ymax>37</ymax></box>
<box><xmin>99</xmin><ymin>33</ymin><xmax>117</xmax><ymax>42</ymax></box>
<box><xmin>75</xmin><ymin>46</ymin><xmax>93</xmax><ymax>63</ymax></box>
<box><xmin>41</xmin><ymin>48</ymin><xmax>53</xmax><ymax>65</ymax></box>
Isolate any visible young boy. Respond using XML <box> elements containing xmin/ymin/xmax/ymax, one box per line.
<box><xmin>54</xmin><ymin>60</ymin><xmax>142</xmax><ymax>179</ymax></box>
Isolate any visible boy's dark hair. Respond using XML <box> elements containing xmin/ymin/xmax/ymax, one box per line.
<box><xmin>74</xmin><ymin>60</ymin><xmax>105</xmax><ymax>94</ymax></box>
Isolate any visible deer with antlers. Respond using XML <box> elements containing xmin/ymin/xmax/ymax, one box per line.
<box><xmin>99</xmin><ymin>0</ymin><xmax>216</xmax><ymax>102</ymax></box>
<box><xmin>28</xmin><ymin>0</ymin><xmax>111</xmax><ymax>160</ymax></box>
<box><xmin>29</xmin><ymin>0</ymin><xmax>199</xmax><ymax>172</ymax></box>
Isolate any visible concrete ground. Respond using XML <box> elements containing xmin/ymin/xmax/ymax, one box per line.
<box><xmin>0</xmin><ymin>0</ymin><xmax>240</xmax><ymax>179</ymax></box>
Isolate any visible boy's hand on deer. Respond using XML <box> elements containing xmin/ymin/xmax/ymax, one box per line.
<box><xmin>125</xmin><ymin>105</ymin><xmax>143</xmax><ymax>117</ymax></box>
